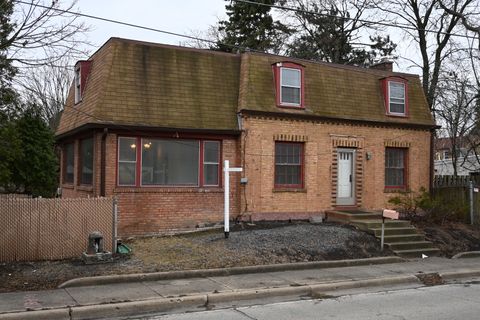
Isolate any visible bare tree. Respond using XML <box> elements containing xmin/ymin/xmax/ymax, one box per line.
<box><xmin>436</xmin><ymin>70</ymin><xmax>479</xmax><ymax>175</ymax></box>
<box><xmin>372</xmin><ymin>0</ymin><xmax>475</xmax><ymax>110</ymax></box>
<box><xmin>15</xmin><ymin>57</ymin><xmax>73</xmax><ymax>129</ymax></box>
<box><xmin>2</xmin><ymin>0</ymin><xmax>90</xmax><ymax>68</ymax></box>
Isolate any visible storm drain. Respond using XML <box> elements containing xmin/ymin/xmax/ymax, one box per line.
<box><xmin>415</xmin><ymin>272</ymin><xmax>445</xmax><ymax>286</ymax></box>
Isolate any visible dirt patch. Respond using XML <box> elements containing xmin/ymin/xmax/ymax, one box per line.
<box><xmin>415</xmin><ymin>222</ymin><xmax>480</xmax><ymax>257</ymax></box>
<box><xmin>0</xmin><ymin>221</ymin><xmax>390</xmax><ymax>293</ymax></box>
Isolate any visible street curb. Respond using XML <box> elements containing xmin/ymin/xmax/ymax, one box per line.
<box><xmin>58</xmin><ymin>256</ymin><xmax>405</xmax><ymax>288</ymax></box>
<box><xmin>4</xmin><ymin>270</ymin><xmax>480</xmax><ymax>320</ymax></box>
<box><xmin>451</xmin><ymin>251</ymin><xmax>480</xmax><ymax>259</ymax></box>
<box><xmin>440</xmin><ymin>269</ymin><xmax>480</xmax><ymax>280</ymax></box>
<box><xmin>0</xmin><ymin>308</ymin><xmax>69</xmax><ymax>320</ymax></box>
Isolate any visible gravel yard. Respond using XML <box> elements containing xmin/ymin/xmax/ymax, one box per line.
<box><xmin>0</xmin><ymin>221</ymin><xmax>390</xmax><ymax>292</ymax></box>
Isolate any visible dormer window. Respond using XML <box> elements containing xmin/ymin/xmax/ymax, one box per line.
<box><xmin>389</xmin><ymin>81</ymin><xmax>405</xmax><ymax>114</ymax></box>
<box><xmin>273</xmin><ymin>62</ymin><xmax>305</xmax><ymax>108</ymax></box>
<box><xmin>382</xmin><ymin>77</ymin><xmax>408</xmax><ymax>117</ymax></box>
<box><xmin>74</xmin><ymin>65</ymin><xmax>81</xmax><ymax>104</ymax></box>
<box><xmin>74</xmin><ymin>60</ymin><xmax>92</xmax><ymax>105</ymax></box>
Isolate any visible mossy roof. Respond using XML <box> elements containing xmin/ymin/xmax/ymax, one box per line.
<box><xmin>56</xmin><ymin>38</ymin><xmax>434</xmax><ymax>138</ymax></box>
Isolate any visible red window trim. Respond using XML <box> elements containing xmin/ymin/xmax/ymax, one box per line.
<box><xmin>116</xmin><ymin>136</ymin><xmax>222</xmax><ymax>188</ymax></box>
<box><xmin>385</xmin><ymin>147</ymin><xmax>408</xmax><ymax>189</ymax></box>
<box><xmin>273</xmin><ymin>62</ymin><xmax>305</xmax><ymax>109</ymax></box>
<box><xmin>74</xmin><ymin>60</ymin><xmax>92</xmax><ymax>105</ymax></box>
<box><xmin>381</xmin><ymin>77</ymin><xmax>409</xmax><ymax>117</ymax></box>
<box><xmin>274</xmin><ymin>141</ymin><xmax>305</xmax><ymax>189</ymax></box>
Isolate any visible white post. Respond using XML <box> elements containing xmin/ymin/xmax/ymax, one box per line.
<box><xmin>224</xmin><ymin>160</ymin><xmax>230</xmax><ymax>238</ymax></box>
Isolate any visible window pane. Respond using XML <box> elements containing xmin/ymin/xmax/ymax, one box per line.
<box><xmin>390</xmin><ymin>82</ymin><xmax>405</xmax><ymax>99</ymax></box>
<box><xmin>80</xmin><ymin>138</ymin><xmax>93</xmax><ymax>185</ymax></box>
<box><xmin>119</xmin><ymin>163</ymin><xmax>136</xmax><ymax>185</ymax></box>
<box><xmin>204</xmin><ymin>164</ymin><xmax>219</xmax><ymax>185</ymax></box>
<box><xmin>204</xmin><ymin>141</ymin><xmax>219</xmax><ymax>163</ymax></box>
<box><xmin>119</xmin><ymin>137</ymin><xmax>137</xmax><ymax>161</ymax></box>
<box><xmin>281</xmin><ymin>68</ymin><xmax>301</xmax><ymax>87</ymax></box>
<box><xmin>275</xmin><ymin>142</ymin><xmax>303</xmax><ymax>187</ymax></box>
<box><xmin>385</xmin><ymin>148</ymin><xmax>405</xmax><ymax>187</ymax></box>
<box><xmin>281</xmin><ymin>87</ymin><xmax>300</xmax><ymax>104</ymax></box>
<box><xmin>64</xmin><ymin>143</ymin><xmax>74</xmax><ymax>183</ymax></box>
<box><xmin>142</xmin><ymin>139</ymin><xmax>199</xmax><ymax>185</ymax></box>
<box><xmin>390</xmin><ymin>103</ymin><xmax>405</xmax><ymax>114</ymax></box>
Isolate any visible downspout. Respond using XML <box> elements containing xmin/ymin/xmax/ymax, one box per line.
<box><xmin>100</xmin><ymin>128</ymin><xmax>108</xmax><ymax>197</ymax></box>
<box><xmin>429</xmin><ymin>128</ymin><xmax>435</xmax><ymax>192</ymax></box>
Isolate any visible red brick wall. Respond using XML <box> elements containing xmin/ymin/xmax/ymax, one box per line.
<box><xmin>60</xmin><ymin>132</ymin><xmax>241</xmax><ymax>236</ymax></box>
<box><xmin>239</xmin><ymin>116</ymin><xmax>431</xmax><ymax>220</ymax></box>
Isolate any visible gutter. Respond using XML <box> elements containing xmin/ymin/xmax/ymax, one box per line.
<box><xmin>55</xmin><ymin>123</ymin><xmax>242</xmax><ymax>141</ymax></box>
<box><xmin>240</xmin><ymin>109</ymin><xmax>440</xmax><ymax>131</ymax></box>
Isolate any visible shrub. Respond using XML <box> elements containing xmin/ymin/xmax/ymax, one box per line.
<box><xmin>388</xmin><ymin>187</ymin><xmax>468</xmax><ymax>224</ymax></box>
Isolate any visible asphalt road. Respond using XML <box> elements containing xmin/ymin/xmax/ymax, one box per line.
<box><xmin>144</xmin><ymin>281</ymin><xmax>480</xmax><ymax>320</ymax></box>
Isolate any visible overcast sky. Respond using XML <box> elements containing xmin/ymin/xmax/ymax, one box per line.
<box><xmin>78</xmin><ymin>0</ymin><xmax>227</xmax><ymax>48</ymax></box>
<box><xmin>72</xmin><ymin>0</ymin><xmax>422</xmax><ymax>74</ymax></box>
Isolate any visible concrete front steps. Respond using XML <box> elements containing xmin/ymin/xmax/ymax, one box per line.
<box><xmin>326</xmin><ymin>210</ymin><xmax>440</xmax><ymax>258</ymax></box>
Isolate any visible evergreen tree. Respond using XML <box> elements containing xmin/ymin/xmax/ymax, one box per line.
<box><xmin>216</xmin><ymin>0</ymin><xmax>290</xmax><ymax>53</ymax></box>
<box><xmin>9</xmin><ymin>105</ymin><xmax>58</xmax><ymax>197</ymax></box>
<box><xmin>286</xmin><ymin>3</ymin><xmax>396</xmax><ymax>66</ymax></box>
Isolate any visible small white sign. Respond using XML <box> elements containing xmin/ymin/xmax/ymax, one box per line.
<box><xmin>227</xmin><ymin>167</ymin><xmax>243</xmax><ymax>172</ymax></box>
<box><xmin>474</xmin><ymin>188</ymin><xmax>479</xmax><ymax>193</ymax></box>
<box><xmin>383</xmin><ymin>209</ymin><xmax>400</xmax><ymax>220</ymax></box>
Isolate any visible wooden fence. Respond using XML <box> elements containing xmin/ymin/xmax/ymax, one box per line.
<box><xmin>0</xmin><ymin>197</ymin><xmax>114</xmax><ymax>262</ymax></box>
<box><xmin>433</xmin><ymin>175</ymin><xmax>480</xmax><ymax>224</ymax></box>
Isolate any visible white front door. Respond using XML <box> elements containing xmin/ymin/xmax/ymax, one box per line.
<box><xmin>336</xmin><ymin>149</ymin><xmax>355</xmax><ymax>206</ymax></box>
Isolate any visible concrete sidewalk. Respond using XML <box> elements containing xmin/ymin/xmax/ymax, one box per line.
<box><xmin>1</xmin><ymin>256</ymin><xmax>480</xmax><ymax>320</ymax></box>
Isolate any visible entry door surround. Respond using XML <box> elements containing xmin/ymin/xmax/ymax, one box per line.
<box><xmin>336</xmin><ymin>148</ymin><xmax>355</xmax><ymax>206</ymax></box>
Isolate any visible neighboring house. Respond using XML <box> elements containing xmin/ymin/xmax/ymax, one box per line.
<box><xmin>56</xmin><ymin>38</ymin><xmax>436</xmax><ymax>236</ymax></box>
<box><xmin>434</xmin><ymin>137</ymin><xmax>480</xmax><ymax>176</ymax></box>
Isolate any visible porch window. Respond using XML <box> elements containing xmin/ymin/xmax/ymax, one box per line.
<box><xmin>385</xmin><ymin>147</ymin><xmax>407</xmax><ymax>188</ymax></box>
<box><xmin>141</xmin><ymin>139</ymin><xmax>199</xmax><ymax>186</ymax></box>
<box><xmin>118</xmin><ymin>137</ymin><xmax>137</xmax><ymax>186</ymax></box>
<box><xmin>63</xmin><ymin>143</ymin><xmax>74</xmax><ymax>183</ymax></box>
<box><xmin>275</xmin><ymin>142</ymin><xmax>304</xmax><ymax>188</ymax></box>
<box><xmin>203</xmin><ymin>141</ymin><xmax>220</xmax><ymax>186</ymax></box>
<box><xmin>79</xmin><ymin>137</ymin><xmax>93</xmax><ymax>185</ymax></box>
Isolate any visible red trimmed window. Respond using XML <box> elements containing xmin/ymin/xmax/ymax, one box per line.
<box><xmin>382</xmin><ymin>77</ymin><xmax>408</xmax><ymax>116</ymax></box>
<box><xmin>385</xmin><ymin>147</ymin><xmax>407</xmax><ymax>188</ymax></box>
<box><xmin>79</xmin><ymin>137</ymin><xmax>94</xmax><ymax>185</ymax></box>
<box><xmin>273</xmin><ymin>62</ymin><xmax>305</xmax><ymax>108</ymax></box>
<box><xmin>117</xmin><ymin>137</ymin><xmax>221</xmax><ymax>187</ymax></box>
<box><xmin>74</xmin><ymin>60</ymin><xmax>92</xmax><ymax>104</ymax></box>
<box><xmin>274</xmin><ymin>142</ymin><xmax>304</xmax><ymax>188</ymax></box>
<box><xmin>63</xmin><ymin>142</ymin><xmax>75</xmax><ymax>184</ymax></box>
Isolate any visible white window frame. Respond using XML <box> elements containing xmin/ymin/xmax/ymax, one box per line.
<box><xmin>280</xmin><ymin>67</ymin><xmax>302</xmax><ymax>106</ymax></box>
<box><xmin>74</xmin><ymin>66</ymin><xmax>82</xmax><ymax>104</ymax></box>
<box><xmin>203</xmin><ymin>140</ymin><xmax>220</xmax><ymax>187</ymax></box>
<box><xmin>117</xmin><ymin>137</ymin><xmax>137</xmax><ymax>186</ymax></box>
<box><xmin>388</xmin><ymin>81</ymin><xmax>406</xmax><ymax>115</ymax></box>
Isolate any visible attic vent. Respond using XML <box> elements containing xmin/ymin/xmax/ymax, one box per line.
<box><xmin>384</xmin><ymin>140</ymin><xmax>411</xmax><ymax>148</ymax></box>
<box><xmin>273</xmin><ymin>134</ymin><xmax>308</xmax><ymax>142</ymax></box>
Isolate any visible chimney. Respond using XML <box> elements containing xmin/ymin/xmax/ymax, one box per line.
<box><xmin>370</xmin><ymin>58</ymin><xmax>393</xmax><ymax>72</ymax></box>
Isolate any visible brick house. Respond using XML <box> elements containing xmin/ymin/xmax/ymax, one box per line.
<box><xmin>56</xmin><ymin>38</ymin><xmax>436</xmax><ymax>236</ymax></box>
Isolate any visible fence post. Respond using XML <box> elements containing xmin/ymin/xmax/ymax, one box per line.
<box><xmin>469</xmin><ymin>180</ymin><xmax>474</xmax><ymax>225</ymax></box>
<box><xmin>112</xmin><ymin>197</ymin><xmax>118</xmax><ymax>253</ymax></box>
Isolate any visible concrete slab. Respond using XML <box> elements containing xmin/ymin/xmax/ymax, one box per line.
<box><xmin>65</xmin><ymin>282</ymin><xmax>159</xmax><ymax>305</ymax></box>
<box><xmin>144</xmin><ymin>278</ymin><xmax>230</xmax><ymax>297</ymax></box>
<box><xmin>0</xmin><ymin>289</ymin><xmax>76</xmax><ymax>313</ymax></box>
<box><xmin>211</xmin><ymin>273</ymin><xmax>294</xmax><ymax>290</ymax></box>
<box><xmin>269</xmin><ymin>268</ymin><xmax>356</xmax><ymax>285</ymax></box>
